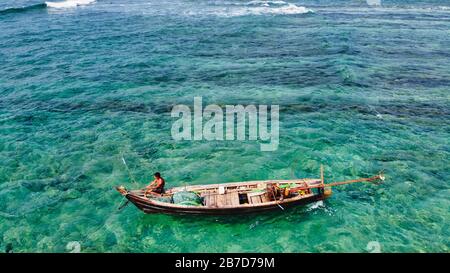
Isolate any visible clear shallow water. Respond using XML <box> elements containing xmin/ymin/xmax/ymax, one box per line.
<box><xmin>0</xmin><ymin>0</ymin><xmax>449</xmax><ymax>252</ymax></box>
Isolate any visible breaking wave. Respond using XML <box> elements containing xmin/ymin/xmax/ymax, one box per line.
<box><xmin>239</xmin><ymin>3</ymin><xmax>312</xmax><ymax>16</ymax></box>
<box><xmin>245</xmin><ymin>1</ymin><xmax>288</xmax><ymax>7</ymax></box>
<box><xmin>0</xmin><ymin>3</ymin><xmax>46</xmax><ymax>15</ymax></box>
<box><xmin>190</xmin><ymin>2</ymin><xmax>313</xmax><ymax>17</ymax></box>
<box><xmin>0</xmin><ymin>0</ymin><xmax>95</xmax><ymax>15</ymax></box>
<box><xmin>45</xmin><ymin>0</ymin><xmax>96</xmax><ymax>9</ymax></box>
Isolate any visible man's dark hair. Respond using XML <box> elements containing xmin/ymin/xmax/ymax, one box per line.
<box><xmin>154</xmin><ymin>172</ymin><xmax>161</xmax><ymax>178</ymax></box>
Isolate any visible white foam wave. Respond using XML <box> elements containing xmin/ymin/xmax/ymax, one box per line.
<box><xmin>305</xmin><ymin>200</ymin><xmax>334</xmax><ymax>216</ymax></box>
<box><xmin>306</xmin><ymin>201</ymin><xmax>324</xmax><ymax>211</ymax></box>
<box><xmin>246</xmin><ymin>1</ymin><xmax>287</xmax><ymax>7</ymax></box>
<box><xmin>437</xmin><ymin>6</ymin><xmax>450</xmax><ymax>11</ymax></box>
<box><xmin>210</xmin><ymin>3</ymin><xmax>312</xmax><ymax>17</ymax></box>
<box><xmin>318</xmin><ymin>5</ymin><xmax>450</xmax><ymax>15</ymax></box>
<box><xmin>245</xmin><ymin>4</ymin><xmax>311</xmax><ymax>16</ymax></box>
<box><xmin>45</xmin><ymin>0</ymin><xmax>95</xmax><ymax>9</ymax></box>
<box><xmin>366</xmin><ymin>0</ymin><xmax>381</xmax><ymax>6</ymax></box>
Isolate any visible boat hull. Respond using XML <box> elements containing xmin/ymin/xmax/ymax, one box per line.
<box><xmin>116</xmin><ymin>170</ymin><xmax>383</xmax><ymax>215</ymax></box>
<box><xmin>125</xmin><ymin>192</ymin><xmax>327</xmax><ymax>215</ymax></box>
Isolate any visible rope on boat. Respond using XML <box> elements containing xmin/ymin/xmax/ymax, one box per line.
<box><xmin>271</xmin><ymin>191</ymin><xmax>285</xmax><ymax>210</ymax></box>
<box><xmin>121</xmin><ymin>155</ymin><xmax>139</xmax><ymax>187</ymax></box>
<box><xmin>116</xmin><ymin>196</ymin><xmax>130</xmax><ymax>211</ymax></box>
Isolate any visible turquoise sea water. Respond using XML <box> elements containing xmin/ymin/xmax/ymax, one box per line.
<box><xmin>0</xmin><ymin>0</ymin><xmax>449</xmax><ymax>253</ymax></box>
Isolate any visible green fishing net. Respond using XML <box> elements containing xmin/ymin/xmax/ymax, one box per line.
<box><xmin>172</xmin><ymin>191</ymin><xmax>203</xmax><ymax>206</ymax></box>
<box><xmin>154</xmin><ymin>196</ymin><xmax>172</xmax><ymax>203</ymax></box>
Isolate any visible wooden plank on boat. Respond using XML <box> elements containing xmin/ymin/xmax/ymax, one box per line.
<box><xmin>248</xmin><ymin>191</ymin><xmax>265</xmax><ymax>197</ymax></box>
<box><xmin>210</xmin><ymin>194</ymin><xmax>217</xmax><ymax>207</ymax></box>
<box><xmin>203</xmin><ymin>192</ymin><xmax>217</xmax><ymax>207</ymax></box>
<box><xmin>225</xmin><ymin>193</ymin><xmax>232</xmax><ymax>206</ymax></box>
<box><xmin>261</xmin><ymin>193</ymin><xmax>270</xmax><ymax>203</ymax></box>
<box><xmin>209</xmin><ymin>193</ymin><xmax>216</xmax><ymax>207</ymax></box>
<box><xmin>216</xmin><ymin>194</ymin><xmax>226</xmax><ymax>207</ymax></box>
<box><xmin>250</xmin><ymin>195</ymin><xmax>262</xmax><ymax>204</ymax></box>
<box><xmin>230</xmin><ymin>192</ymin><xmax>240</xmax><ymax>206</ymax></box>
<box><xmin>204</xmin><ymin>194</ymin><xmax>211</xmax><ymax>206</ymax></box>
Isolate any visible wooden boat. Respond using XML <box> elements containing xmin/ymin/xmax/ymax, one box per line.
<box><xmin>116</xmin><ymin>166</ymin><xmax>385</xmax><ymax>215</ymax></box>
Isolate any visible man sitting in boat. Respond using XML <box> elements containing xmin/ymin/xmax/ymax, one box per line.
<box><xmin>144</xmin><ymin>172</ymin><xmax>165</xmax><ymax>196</ymax></box>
